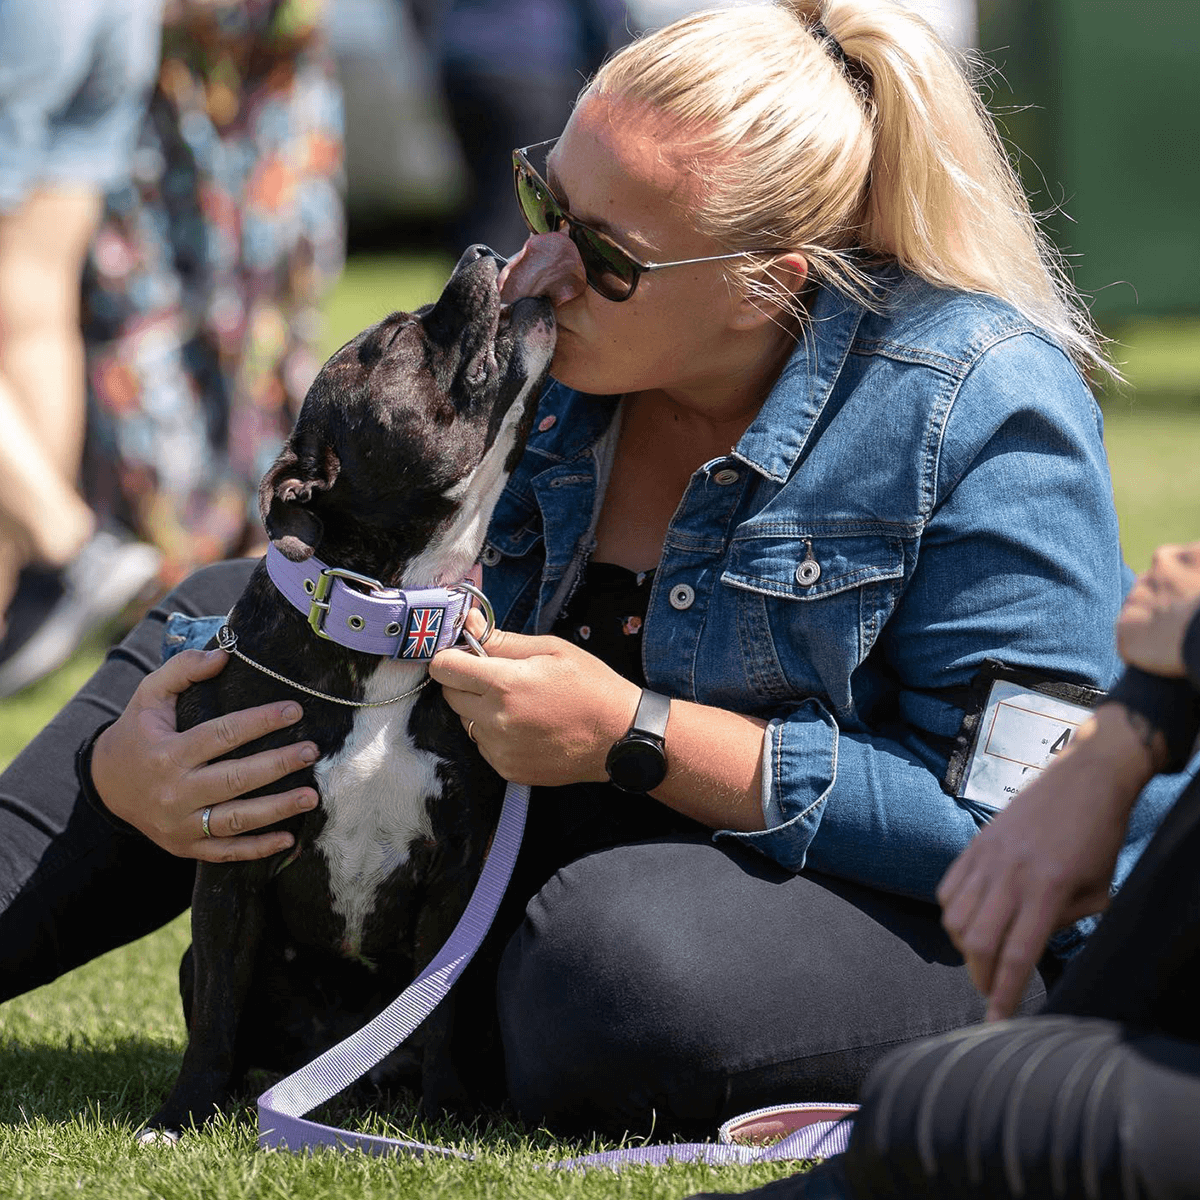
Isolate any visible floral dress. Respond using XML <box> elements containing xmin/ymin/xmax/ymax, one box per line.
<box><xmin>551</xmin><ymin>560</ymin><xmax>655</xmax><ymax>687</ymax></box>
<box><xmin>82</xmin><ymin>0</ymin><xmax>345</xmax><ymax>585</ymax></box>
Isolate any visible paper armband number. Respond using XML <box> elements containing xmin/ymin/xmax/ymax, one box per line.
<box><xmin>943</xmin><ymin>660</ymin><xmax>1106</xmax><ymax>812</ymax></box>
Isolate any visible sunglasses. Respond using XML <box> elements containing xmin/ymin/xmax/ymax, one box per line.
<box><xmin>513</xmin><ymin>139</ymin><xmax>785</xmax><ymax>302</ymax></box>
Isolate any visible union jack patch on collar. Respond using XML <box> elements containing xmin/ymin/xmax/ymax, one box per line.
<box><xmin>402</xmin><ymin>606</ymin><xmax>444</xmax><ymax>658</ymax></box>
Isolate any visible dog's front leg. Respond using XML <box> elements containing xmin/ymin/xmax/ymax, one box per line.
<box><xmin>141</xmin><ymin>862</ymin><xmax>268</xmax><ymax>1141</ymax></box>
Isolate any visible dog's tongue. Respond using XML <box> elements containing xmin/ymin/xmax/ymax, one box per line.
<box><xmin>498</xmin><ymin>232</ymin><xmax>586</xmax><ymax>306</ymax></box>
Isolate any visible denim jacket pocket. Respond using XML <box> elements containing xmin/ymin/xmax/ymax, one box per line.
<box><xmin>719</xmin><ymin>532</ymin><xmax>907</xmax><ymax>707</ymax></box>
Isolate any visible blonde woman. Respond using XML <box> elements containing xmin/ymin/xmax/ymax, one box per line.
<box><xmin>0</xmin><ymin>0</ymin><xmax>1180</xmax><ymax>1146</ymax></box>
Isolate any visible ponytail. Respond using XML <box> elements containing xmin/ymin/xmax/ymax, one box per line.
<box><xmin>590</xmin><ymin>0</ymin><xmax>1114</xmax><ymax>380</ymax></box>
<box><xmin>814</xmin><ymin>0</ymin><xmax>1113</xmax><ymax>379</ymax></box>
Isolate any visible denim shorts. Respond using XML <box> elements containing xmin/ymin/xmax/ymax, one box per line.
<box><xmin>0</xmin><ymin>0</ymin><xmax>162</xmax><ymax>209</ymax></box>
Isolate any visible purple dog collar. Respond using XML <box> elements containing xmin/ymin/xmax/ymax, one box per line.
<box><xmin>265</xmin><ymin>542</ymin><xmax>480</xmax><ymax>659</ymax></box>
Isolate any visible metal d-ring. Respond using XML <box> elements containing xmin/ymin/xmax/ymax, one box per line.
<box><xmin>449</xmin><ymin>580</ymin><xmax>495</xmax><ymax>657</ymax></box>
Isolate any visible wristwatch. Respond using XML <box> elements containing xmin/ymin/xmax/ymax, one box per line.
<box><xmin>605</xmin><ymin>689</ymin><xmax>670</xmax><ymax>793</ymax></box>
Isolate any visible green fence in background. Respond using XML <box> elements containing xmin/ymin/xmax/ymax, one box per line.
<box><xmin>978</xmin><ymin>0</ymin><xmax>1199</xmax><ymax>322</ymax></box>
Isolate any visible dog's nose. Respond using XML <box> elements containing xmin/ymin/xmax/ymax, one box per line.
<box><xmin>471</xmin><ymin>244</ymin><xmax>508</xmax><ymax>266</ymax></box>
<box><xmin>455</xmin><ymin>244</ymin><xmax>507</xmax><ymax>272</ymax></box>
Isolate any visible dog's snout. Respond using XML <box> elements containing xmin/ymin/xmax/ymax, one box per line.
<box><xmin>454</xmin><ymin>244</ymin><xmax>506</xmax><ymax>275</ymax></box>
<box><xmin>470</xmin><ymin>244</ymin><xmax>508</xmax><ymax>266</ymax></box>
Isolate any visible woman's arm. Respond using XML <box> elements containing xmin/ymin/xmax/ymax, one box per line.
<box><xmin>431</xmin><ymin>619</ymin><xmax>771</xmax><ymax>831</ymax></box>
<box><xmin>720</xmin><ymin>332</ymin><xmax>1141</xmax><ymax>899</ymax></box>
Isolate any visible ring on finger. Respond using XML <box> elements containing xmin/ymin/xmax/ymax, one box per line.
<box><xmin>201</xmin><ymin>805</ymin><xmax>214</xmax><ymax>838</ymax></box>
<box><xmin>467</xmin><ymin>720</ymin><xmax>478</xmax><ymax>743</ymax></box>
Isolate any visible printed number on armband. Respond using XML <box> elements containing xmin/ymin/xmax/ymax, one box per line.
<box><xmin>959</xmin><ymin>679</ymin><xmax>1094</xmax><ymax>810</ymax></box>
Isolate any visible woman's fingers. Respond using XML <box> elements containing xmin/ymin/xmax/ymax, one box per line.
<box><xmin>90</xmin><ymin>647</ymin><xmax>323</xmax><ymax>860</ymax></box>
<box><xmin>189</xmin><ymin>788</ymin><xmax>318</xmax><ymax>863</ymax></box>
<box><xmin>192</xmin><ymin>736</ymin><xmax>319</xmax><ymax>805</ymax></box>
<box><xmin>176</xmin><ymin>696</ymin><xmax>307</xmax><ymax>771</ymax></box>
<box><xmin>144</xmin><ymin>646</ymin><xmax>231</xmax><ymax>704</ymax></box>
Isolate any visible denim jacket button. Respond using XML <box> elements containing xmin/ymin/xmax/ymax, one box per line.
<box><xmin>713</xmin><ymin>467</ymin><xmax>740</xmax><ymax>486</ymax></box>
<box><xmin>795</xmin><ymin>559</ymin><xmax>822</xmax><ymax>586</ymax></box>
<box><xmin>669</xmin><ymin>583</ymin><xmax>696</xmax><ymax>610</ymax></box>
<box><xmin>480</xmin><ymin>544</ymin><xmax>501</xmax><ymax>566</ymax></box>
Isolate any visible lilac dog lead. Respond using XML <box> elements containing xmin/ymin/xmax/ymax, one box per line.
<box><xmin>257</xmin><ymin>777</ymin><xmax>530</xmax><ymax>1159</ymax></box>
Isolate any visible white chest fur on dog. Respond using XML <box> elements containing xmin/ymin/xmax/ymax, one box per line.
<box><xmin>309</xmin><ymin>370</ymin><xmax>541</xmax><ymax>960</ymax></box>
<box><xmin>313</xmin><ymin>660</ymin><xmax>444</xmax><ymax>958</ymax></box>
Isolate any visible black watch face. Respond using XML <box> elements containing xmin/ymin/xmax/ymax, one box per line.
<box><xmin>607</xmin><ymin>735</ymin><xmax>667</xmax><ymax>793</ymax></box>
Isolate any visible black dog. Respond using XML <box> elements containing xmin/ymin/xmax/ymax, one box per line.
<box><xmin>141</xmin><ymin>247</ymin><xmax>554</xmax><ymax>1140</ymax></box>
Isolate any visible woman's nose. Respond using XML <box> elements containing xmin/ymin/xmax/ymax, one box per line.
<box><xmin>498</xmin><ymin>232</ymin><xmax>587</xmax><ymax>307</ymax></box>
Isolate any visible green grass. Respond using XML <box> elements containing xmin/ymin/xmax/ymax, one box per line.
<box><xmin>0</xmin><ymin>258</ymin><xmax>1196</xmax><ymax>1197</ymax></box>
<box><xmin>0</xmin><ymin>910</ymin><xmax>791</xmax><ymax>1198</ymax></box>
<box><xmin>1101</xmin><ymin>404</ymin><xmax>1200</xmax><ymax>572</ymax></box>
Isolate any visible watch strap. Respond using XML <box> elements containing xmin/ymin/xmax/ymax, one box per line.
<box><xmin>631</xmin><ymin>688</ymin><xmax>671</xmax><ymax>740</ymax></box>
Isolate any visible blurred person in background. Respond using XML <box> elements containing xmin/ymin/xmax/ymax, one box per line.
<box><xmin>429</xmin><ymin>0</ymin><xmax>628</xmax><ymax>254</ymax></box>
<box><xmin>0</xmin><ymin>0</ymin><xmax>165</xmax><ymax>698</ymax></box>
<box><xmin>80</xmin><ymin>0</ymin><xmax>345</xmax><ymax>591</ymax></box>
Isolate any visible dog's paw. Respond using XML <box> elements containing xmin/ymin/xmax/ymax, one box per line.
<box><xmin>135</xmin><ymin>1126</ymin><xmax>181</xmax><ymax>1147</ymax></box>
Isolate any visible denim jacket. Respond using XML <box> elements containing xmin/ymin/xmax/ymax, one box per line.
<box><xmin>480</xmin><ymin>269</ymin><xmax>1181</xmax><ymax>952</ymax></box>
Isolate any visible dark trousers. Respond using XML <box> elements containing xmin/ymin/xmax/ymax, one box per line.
<box><xmin>724</xmin><ymin>768</ymin><xmax>1200</xmax><ymax>1199</ymax></box>
<box><xmin>0</xmin><ymin>561</ymin><xmax>1048</xmax><ymax>1133</ymax></box>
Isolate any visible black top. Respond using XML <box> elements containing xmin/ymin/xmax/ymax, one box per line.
<box><xmin>550</xmin><ymin>560</ymin><xmax>655</xmax><ymax>688</ymax></box>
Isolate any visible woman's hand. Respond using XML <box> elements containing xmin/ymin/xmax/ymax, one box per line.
<box><xmin>430</xmin><ymin>614</ymin><xmax>639</xmax><ymax>788</ymax></box>
<box><xmin>90</xmin><ymin>648</ymin><xmax>319</xmax><ymax>861</ymax></box>
<box><xmin>1116</xmin><ymin>540</ymin><xmax>1200</xmax><ymax>677</ymax></box>
<box><xmin>937</xmin><ymin>705</ymin><xmax>1163</xmax><ymax>1020</ymax></box>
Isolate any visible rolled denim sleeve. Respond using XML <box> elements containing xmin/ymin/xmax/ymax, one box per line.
<box><xmin>717</xmin><ymin>332</ymin><xmax>1181</xmax><ymax>908</ymax></box>
<box><xmin>720</xmin><ymin>705</ymin><xmax>985</xmax><ymax>901</ymax></box>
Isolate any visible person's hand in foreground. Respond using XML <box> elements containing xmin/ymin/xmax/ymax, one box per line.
<box><xmin>90</xmin><ymin>648</ymin><xmax>319</xmax><ymax>860</ymax></box>
<box><xmin>937</xmin><ymin>705</ymin><xmax>1166</xmax><ymax>1021</ymax></box>
<box><xmin>939</xmin><ymin>542</ymin><xmax>1200</xmax><ymax>1020</ymax></box>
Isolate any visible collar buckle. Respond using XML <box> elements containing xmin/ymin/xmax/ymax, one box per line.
<box><xmin>307</xmin><ymin>565</ymin><xmax>386</xmax><ymax>639</ymax></box>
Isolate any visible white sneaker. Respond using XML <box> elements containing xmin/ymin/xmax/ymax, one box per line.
<box><xmin>0</xmin><ymin>528</ymin><xmax>162</xmax><ymax>698</ymax></box>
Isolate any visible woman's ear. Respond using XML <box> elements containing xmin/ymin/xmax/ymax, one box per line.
<box><xmin>729</xmin><ymin>252</ymin><xmax>809</xmax><ymax>330</ymax></box>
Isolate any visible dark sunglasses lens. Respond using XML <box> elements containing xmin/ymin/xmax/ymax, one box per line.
<box><xmin>572</xmin><ymin>229</ymin><xmax>638</xmax><ymax>301</ymax></box>
<box><xmin>515</xmin><ymin>161</ymin><xmax>559</xmax><ymax>234</ymax></box>
<box><xmin>512</xmin><ymin>150</ymin><xmax>639</xmax><ymax>301</ymax></box>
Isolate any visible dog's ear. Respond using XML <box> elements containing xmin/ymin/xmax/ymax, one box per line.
<box><xmin>258</xmin><ymin>444</ymin><xmax>341</xmax><ymax>562</ymax></box>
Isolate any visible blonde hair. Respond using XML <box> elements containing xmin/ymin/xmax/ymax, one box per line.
<box><xmin>589</xmin><ymin>0</ymin><xmax>1113</xmax><ymax>379</ymax></box>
